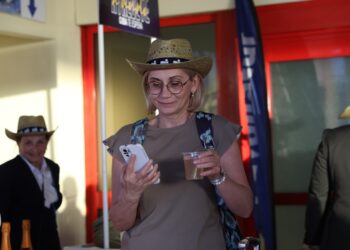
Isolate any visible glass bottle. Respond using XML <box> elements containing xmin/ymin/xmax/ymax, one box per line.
<box><xmin>20</xmin><ymin>220</ymin><xmax>32</xmax><ymax>250</ymax></box>
<box><xmin>1</xmin><ymin>222</ymin><xmax>12</xmax><ymax>250</ymax></box>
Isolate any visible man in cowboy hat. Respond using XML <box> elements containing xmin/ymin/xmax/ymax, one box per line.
<box><xmin>0</xmin><ymin>115</ymin><xmax>62</xmax><ymax>250</ymax></box>
<box><xmin>303</xmin><ymin>107</ymin><xmax>350</xmax><ymax>250</ymax></box>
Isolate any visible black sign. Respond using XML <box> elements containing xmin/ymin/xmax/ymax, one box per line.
<box><xmin>99</xmin><ymin>0</ymin><xmax>160</xmax><ymax>38</ymax></box>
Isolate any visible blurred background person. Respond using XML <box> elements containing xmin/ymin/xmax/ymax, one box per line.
<box><xmin>0</xmin><ymin>115</ymin><xmax>62</xmax><ymax>250</ymax></box>
<box><xmin>303</xmin><ymin>107</ymin><xmax>350</xmax><ymax>250</ymax></box>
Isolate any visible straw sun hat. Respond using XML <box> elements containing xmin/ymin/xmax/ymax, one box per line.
<box><xmin>126</xmin><ymin>38</ymin><xmax>213</xmax><ymax>77</ymax></box>
<box><xmin>5</xmin><ymin>115</ymin><xmax>55</xmax><ymax>141</ymax></box>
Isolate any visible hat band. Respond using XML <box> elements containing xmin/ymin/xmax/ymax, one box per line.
<box><xmin>18</xmin><ymin>126</ymin><xmax>47</xmax><ymax>135</ymax></box>
<box><xmin>147</xmin><ymin>57</ymin><xmax>189</xmax><ymax>65</ymax></box>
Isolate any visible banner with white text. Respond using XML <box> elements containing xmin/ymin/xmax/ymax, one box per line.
<box><xmin>235</xmin><ymin>0</ymin><xmax>275</xmax><ymax>249</ymax></box>
<box><xmin>99</xmin><ymin>0</ymin><xmax>160</xmax><ymax>38</ymax></box>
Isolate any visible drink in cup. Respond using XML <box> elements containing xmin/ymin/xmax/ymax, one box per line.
<box><xmin>183</xmin><ymin>151</ymin><xmax>203</xmax><ymax>180</ymax></box>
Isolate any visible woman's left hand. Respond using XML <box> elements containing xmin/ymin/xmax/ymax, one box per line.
<box><xmin>193</xmin><ymin>150</ymin><xmax>222</xmax><ymax>180</ymax></box>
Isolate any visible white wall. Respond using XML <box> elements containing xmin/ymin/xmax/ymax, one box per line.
<box><xmin>0</xmin><ymin>0</ymin><xmax>86</xmax><ymax>247</ymax></box>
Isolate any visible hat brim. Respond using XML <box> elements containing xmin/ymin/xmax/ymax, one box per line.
<box><xmin>5</xmin><ymin>128</ymin><xmax>55</xmax><ymax>141</ymax></box>
<box><xmin>127</xmin><ymin>56</ymin><xmax>212</xmax><ymax>78</ymax></box>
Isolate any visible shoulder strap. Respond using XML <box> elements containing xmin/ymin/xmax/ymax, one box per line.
<box><xmin>195</xmin><ymin>111</ymin><xmax>215</xmax><ymax>150</ymax></box>
<box><xmin>130</xmin><ymin>118</ymin><xmax>148</xmax><ymax>144</ymax></box>
<box><xmin>196</xmin><ymin>111</ymin><xmax>242</xmax><ymax>249</ymax></box>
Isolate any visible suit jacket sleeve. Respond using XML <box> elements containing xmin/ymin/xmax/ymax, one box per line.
<box><xmin>304</xmin><ymin>129</ymin><xmax>330</xmax><ymax>245</ymax></box>
<box><xmin>0</xmin><ymin>164</ymin><xmax>12</xmax><ymax>222</ymax></box>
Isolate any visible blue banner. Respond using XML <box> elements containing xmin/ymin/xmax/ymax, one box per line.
<box><xmin>235</xmin><ymin>0</ymin><xmax>275</xmax><ymax>250</ymax></box>
<box><xmin>99</xmin><ymin>0</ymin><xmax>160</xmax><ymax>38</ymax></box>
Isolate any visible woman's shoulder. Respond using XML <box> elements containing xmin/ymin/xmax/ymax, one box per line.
<box><xmin>103</xmin><ymin>119</ymin><xmax>148</xmax><ymax>155</ymax></box>
<box><xmin>212</xmin><ymin>113</ymin><xmax>237</xmax><ymax>124</ymax></box>
<box><xmin>193</xmin><ymin>112</ymin><xmax>240</xmax><ymax>154</ymax></box>
<box><xmin>107</xmin><ymin>122</ymin><xmax>136</xmax><ymax>139</ymax></box>
<box><xmin>197</xmin><ymin>112</ymin><xmax>241</xmax><ymax>135</ymax></box>
<box><xmin>195</xmin><ymin>111</ymin><xmax>238</xmax><ymax>123</ymax></box>
<box><xmin>213</xmin><ymin>114</ymin><xmax>241</xmax><ymax>137</ymax></box>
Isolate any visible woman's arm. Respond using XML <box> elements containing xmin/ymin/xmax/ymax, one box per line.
<box><xmin>195</xmin><ymin>140</ymin><xmax>253</xmax><ymax>218</ymax></box>
<box><xmin>109</xmin><ymin>155</ymin><xmax>160</xmax><ymax>231</ymax></box>
<box><xmin>217</xmin><ymin>140</ymin><xmax>253</xmax><ymax>217</ymax></box>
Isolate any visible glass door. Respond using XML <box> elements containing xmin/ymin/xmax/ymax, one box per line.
<box><xmin>266</xmin><ymin>29</ymin><xmax>350</xmax><ymax>250</ymax></box>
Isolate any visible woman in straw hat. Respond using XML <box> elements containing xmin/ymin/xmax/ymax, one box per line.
<box><xmin>0</xmin><ymin>115</ymin><xmax>62</xmax><ymax>250</ymax></box>
<box><xmin>104</xmin><ymin>38</ymin><xmax>253</xmax><ymax>250</ymax></box>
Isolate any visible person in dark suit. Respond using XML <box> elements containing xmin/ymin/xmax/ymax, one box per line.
<box><xmin>0</xmin><ymin>115</ymin><xmax>62</xmax><ymax>250</ymax></box>
<box><xmin>303</xmin><ymin>108</ymin><xmax>350</xmax><ymax>250</ymax></box>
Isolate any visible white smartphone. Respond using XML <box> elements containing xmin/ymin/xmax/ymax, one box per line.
<box><xmin>119</xmin><ymin>143</ymin><xmax>150</xmax><ymax>173</ymax></box>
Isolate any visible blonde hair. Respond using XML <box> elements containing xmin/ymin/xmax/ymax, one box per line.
<box><xmin>142</xmin><ymin>69</ymin><xmax>205</xmax><ymax>114</ymax></box>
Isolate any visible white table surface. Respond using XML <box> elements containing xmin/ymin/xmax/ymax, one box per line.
<box><xmin>63</xmin><ymin>246</ymin><xmax>119</xmax><ymax>250</ymax></box>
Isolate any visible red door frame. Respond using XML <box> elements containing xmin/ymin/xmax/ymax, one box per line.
<box><xmin>81</xmin><ymin>0</ymin><xmax>350</xmax><ymax>242</ymax></box>
<box><xmin>265</xmin><ymin>25</ymin><xmax>350</xmax><ymax>205</ymax></box>
<box><xmin>259</xmin><ymin>0</ymin><xmax>350</xmax><ymax>205</ymax></box>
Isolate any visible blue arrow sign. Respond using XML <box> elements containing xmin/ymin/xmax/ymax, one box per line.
<box><xmin>28</xmin><ymin>0</ymin><xmax>37</xmax><ymax>16</ymax></box>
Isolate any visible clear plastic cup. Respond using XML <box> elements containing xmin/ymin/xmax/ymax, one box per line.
<box><xmin>183</xmin><ymin>151</ymin><xmax>203</xmax><ymax>180</ymax></box>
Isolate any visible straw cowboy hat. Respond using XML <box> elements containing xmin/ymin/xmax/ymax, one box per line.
<box><xmin>127</xmin><ymin>38</ymin><xmax>212</xmax><ymax>77</ymax></box>
<box><xmin>5</xmin><ymin>115</ymin><xmax>55</xmax><ymax>141</ymax></box>
<box><xmin>339</xmin><ymin>106</ymin><xmax>350</xmax><ymax>119</ymax></box>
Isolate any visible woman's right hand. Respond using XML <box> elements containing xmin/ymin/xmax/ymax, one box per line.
<box><xmin>110</xmin><ymin>154</ymin><xmax>160</xmax><ymax>231</ymax></box>
<box><xmin>122</xmin><ymin>154</ymin><xmax>160</xmax><ymax>202</ymax></box>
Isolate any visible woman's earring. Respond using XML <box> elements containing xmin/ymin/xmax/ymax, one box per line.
<box><xmin>191</xmin><ymin>92</ymin><xmax>194</xmax><ymax>98</ymax></box>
